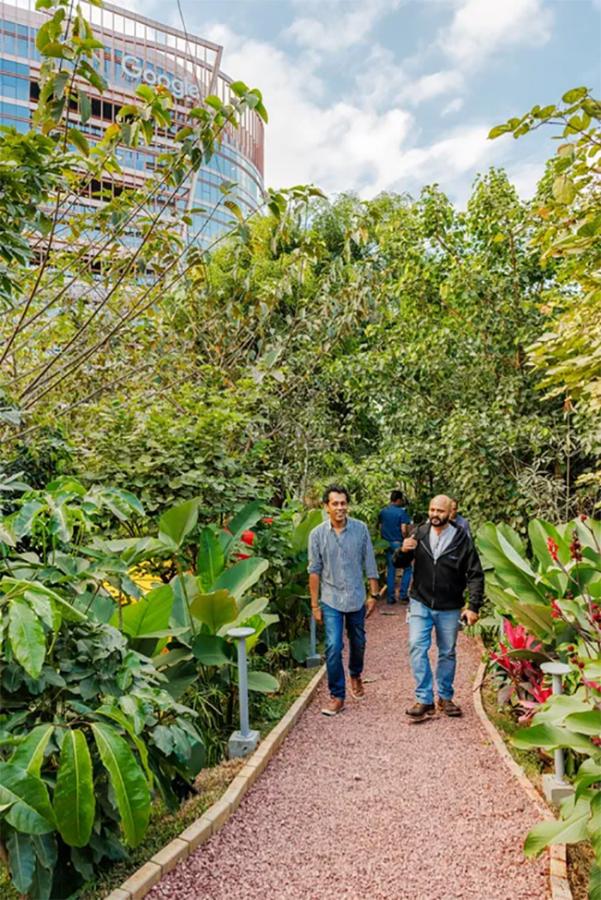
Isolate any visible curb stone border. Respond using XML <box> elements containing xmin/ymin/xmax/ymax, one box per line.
<box><xmin>105</xmin><ymin>664</ymin><xmax>326</xmax><ymax>900</ymax></box>
<box><xmin>472</xmin><ymin>659</ymin><xmax>572</xmax><ymax>900</ymax></box>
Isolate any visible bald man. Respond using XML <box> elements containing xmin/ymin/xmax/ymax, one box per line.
<box><xmin>394</xmin><ymin>495</ymin><xmax>484</xmax><ymax>721</ymax></box>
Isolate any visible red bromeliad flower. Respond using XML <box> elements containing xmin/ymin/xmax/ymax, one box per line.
<box><xmin>262</xmin><ymin>517</ymin><xmax>274</xmax><ymax>525</ymax></box>
<box><xmin>503</xmin><ymin>619</ymin><xmax>542</xmax><ymax>652</ymax></box>
<box><xmin>546</xmin><ymin>537</ymin><xmax>559</xmax><ymax>562</ymax></box>
<box><xmin>240</xmin><ymin>530</ymin><xmax>255</xmax><ymax>546</ymax></box>
<box><xmin>235</xmin><ymin>552</ymin><xmax>251</xmax><ymax>560</ymax></box>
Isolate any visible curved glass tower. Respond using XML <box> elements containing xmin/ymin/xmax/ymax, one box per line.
<box><xmin>0</xmin><ymin>0</ymin><xmax>265</xmax><ymax>244</ymax></box>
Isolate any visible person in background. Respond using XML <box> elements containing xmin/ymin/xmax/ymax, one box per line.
<box><xmin>450</xmin><ymin>498</ymin><xmax>471</xmax><ymax>538</ymax></box>
<box><xmin>378</xmin><ymin>490</ymin><xmax>412</xmax><ymax>604</ymax></box>
<box><xmin>395</xmin><ymin>495</ymin><xmax>484</xmax><ymax>721</ymax></box>
<box><xmin>309</xmin><ymin>485</ymin><xmax>379</xmax><ymax>717</ymax></box>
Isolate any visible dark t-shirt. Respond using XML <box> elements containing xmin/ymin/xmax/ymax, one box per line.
<box><xmin>378</xmin><ymin>505</ymin><xmax>411</xmax><ymax>543</ymax></box>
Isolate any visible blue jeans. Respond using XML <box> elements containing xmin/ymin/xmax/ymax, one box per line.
<box><xmin>385</xmin><ymin>542</ymin><xmax>412</xmax><ymax>602</ymax></box>
<box><xmin>408</xmin><ymin>598</ymin><xmax>461</xmax><ymax>704</ymax></box>
<box><xmin>322</xmin><ymin>603</ymin><xmax>366</xmax><ymax>700</ymax></box>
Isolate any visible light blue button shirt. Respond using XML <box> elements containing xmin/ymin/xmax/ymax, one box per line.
<box><xmin>308</xmin><ymin>517</ymin><xmax>379</xmax><ymax>613</ymax></box>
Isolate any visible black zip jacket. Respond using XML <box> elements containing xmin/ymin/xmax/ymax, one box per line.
<box><xmin>393</xmin><ymin>521</ymin><xmax>484</xmax><ymax>612</ymax></box>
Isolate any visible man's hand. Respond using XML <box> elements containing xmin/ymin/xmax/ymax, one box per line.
<box><xmin>366</xmin><ymin>596</ymin><xmax>377</xmax><ymax>618</ymax></box>
<box><xmin>462</xmin><ymin>609</ymin><xmax>479</xmax><ymax>627</ymax></box>
<box><xmin>312</xmin><ymin>605</ymin><xmax>322</xmax><ymax>625</ymax></box>
<box><xmin>402</xmin><ymin>537</ymin><xmax>418</xmax><ymax>553</ymax></box>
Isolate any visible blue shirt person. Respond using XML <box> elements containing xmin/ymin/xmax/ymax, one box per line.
<box><xmin>378</xmin><ymin>491</ymin><xmax>412</xmax><ymax>604</ymax></box>
<box><xmin>450</xmin><ymin>498</ymin><xmax>471</xmax><ymax>538</ymax></box>
<box><xmin>308</xmin><ymin>485</ymin><xmax>379</xmax><ymax>717</ymax></box>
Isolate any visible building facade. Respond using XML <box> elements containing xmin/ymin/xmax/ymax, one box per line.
<box><xmin>0</xmin><ymin>0</ymin><xmax>265</xmax><ymax>243</ymax></box>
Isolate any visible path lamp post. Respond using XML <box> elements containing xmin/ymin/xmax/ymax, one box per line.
<box><xmin>306</xmin><ymin>613</ymin><xmax>321</xmax><ymax>669</ymax></box>
<box><xmin>227</xmin><ymin>626</ymin><xmax>260</xmax><ymax>759</ymax></box>
<box><xmin>540</xmin><ymin>661</ymin><xmax>574</xmax><ymax>805</ymax></box>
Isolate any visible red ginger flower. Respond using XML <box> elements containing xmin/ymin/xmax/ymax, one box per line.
<box><xmin>569</xmin><ymin>533</ymin><xmax>583</xmax><ymax>562</ymax></box>
<box><xmin>546</xmin><ymin>537</ymin><xmax>559</xmax><ymax>562</ymax></box>
<box><xmin>241</xmin><ymin>530</ymin><xmax>255</xmax><ymax>546</ymax></box>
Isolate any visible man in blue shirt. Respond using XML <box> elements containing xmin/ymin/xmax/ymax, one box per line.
<box><xmin>308</xmin><ymin>485</ymin><xmax>379</xmax><ymax>717</ymax></box>
<box><xmin>378</xmin><ymin>491</ymin><xmax>412</xmax><ymax>604</ymax></box>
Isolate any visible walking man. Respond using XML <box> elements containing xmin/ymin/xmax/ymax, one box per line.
<box><xmin>450</xmin><ymin>497</ymin><xmax>472</xmax><ymax>538</ymax></box>
<box><xmin>377</xmin><ymin>491</ymin><xmax>412</xmax><ymax>604</ymax></box>
<box><xmin>394</xmin><ymin>495</ymin><xmax>484</xmax><ymax>721</ymax></box>
<box><xmin>308</xmin><ymin>485</ymin><xmax>379</xmax><ymax>716</ymax></box>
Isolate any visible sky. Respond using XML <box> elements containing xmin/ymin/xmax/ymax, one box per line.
<box><xmin>119</xmin><ymin>0</ymin><xmax>601</xmax><ymax>206</ymax></box>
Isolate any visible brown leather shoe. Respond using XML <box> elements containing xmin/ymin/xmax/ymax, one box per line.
<box><xmin>321</xmin><ymin>697</ymin><xmax>344</xmax><ymax>717</ymax></box>
<box><xmin>350</xmin><ymin>676</ymin><xmax>365</xmax><ymax>700</ymax></box>
<box><xmin>405</xmin><ymin>702</ymin><xmax>435</xmax><ymax>719</ymax></box>
<box><xmin>437</xmin><ymin>698</ymin><xmax>462</xmax><ymax>717</ymax></box>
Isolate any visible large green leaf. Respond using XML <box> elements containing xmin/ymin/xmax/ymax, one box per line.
<box><xmin>589</xmin><ymin>864</ymin><xmax>601</xmax><ymax>900</ymax></box>
<box><xmin>191</xmin><ymin>633</ymin><xmax>231</xmax><ymax>666</ymax></box>
<box><xmin>1</xmin><ymin>579</ymin><xmax>86</xmax><ymax>622</ymax></box>
<box><xmin>226</xmin><ymin>500</ymin><xmax>264</xmax><ymax>547</ymax></box>
<box><xmin>247</xmin><ymin>670</ymin><xmax>279</xmax><ymax>693</ymax></box>
<box><xmin>575</xmin><ymin>757</ymin><xmax>601</xmax><ymax>799</ymax></box>
<box><xmin>478</xmin><ymin>524</ymin><xmax>547</xmax><ymax>606</ymax></box>
<box><xmin>197</xmin><ymin>527</ymin><xmax>225</xmax><ymax>592</ymax></box>
<box><xmin>220</xmin><ymin>596</ymin><xmax>270</xmax><ymax>634</ymax></box>
<box><xmin>7</xmin><ymin>831</ymin><xmax>36</xmax><ymax>894</ymax></box>
<box><xmin>0</xmin><ymin>763</ymin><xmax>55</xmax><ymax>834</ymax></box>
<box><xmin>290</xmin><ymin>509</ymin><xmax>323</xmax><ymax>554</ymax></box>
<box><xmin>8</xmin><ymin>598</ymin><xmax>46</xmax><ymax>678</ymax></box>
<box><xmin>169</xmin><ymin>573</ymin><xmax>199</xmax><ymax>631</ymax></box>
<box><xmin>532</xmin><ymin>692</ymin><xmax>591</xmax><ymax>726</ymax></box>
<box><xmin>513</xmin><ymin>723</ymin><xmax>598</xmax><ymax>755</ymax></box>
<box><xmin>213</xmin><ymin>557</ymin><xmax>269</xmax><ymax>601</ymax></box>
<box><xmin>95</xmin><ymin>706</ymin><xmax>154</xmax><ymax>788</ymax></box>
<box><xmin>10</xmin><ymin>724</ymin><xmax>54</xmax><ymax>776</ymax></box>
<box><xmin>116</xmin><ymin>584</ymin><xmax>174</xmax><ymax>637</ymax></box>
<box><xmin>563</xmin><ymin>710</ymin><xmax>601</xmax><ymax>736</ymax></box>
<box><xmin>189</xmin><ymin>589</ymin><xmax>237</xmax><ymax>634</ymax></box>
<box><xmin>528</xmin><ymin>519</ymin><xmax>570</xmax><ymax>570</ymax></box>
<box><xmin>91</xmin><ymin>723</ymin><xmax>150</xmax><ymax>847</ymax></box>
<box><xmin>158</xmin><ymin>499</ymin><xmax>199</xmax><ymax>550</ymax></box>
<box><xmin>54</xmin><ymin>730</ymin><xmax>95</xmax><ymax>847</ymax></box>
<box><xmin>524</xmin><ymin>799</ymin><xmax>590</xmax><ymax>857</ymax></box>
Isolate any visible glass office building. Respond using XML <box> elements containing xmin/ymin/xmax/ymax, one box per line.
<box><xmin>0</xmin><ymin>0</ymin><xmax>265</xmax><ymax>244</ymax></box>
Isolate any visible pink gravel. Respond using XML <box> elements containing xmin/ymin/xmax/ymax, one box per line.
<box><xmin>149</xmin><ymin>607</ymin><xmax>549</xmax><ymax>900</ymax></box>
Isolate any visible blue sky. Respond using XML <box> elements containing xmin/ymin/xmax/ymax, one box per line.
<box><xmin>121</xmin><ymin>0</ymin><xmax>601</xmax><ymax>206</ymax></box>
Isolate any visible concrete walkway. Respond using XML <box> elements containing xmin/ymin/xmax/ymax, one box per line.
<box><xmin>149</xmin><ymin>606</ymin><xmax>548</xmax><ymax>900</ymax></box>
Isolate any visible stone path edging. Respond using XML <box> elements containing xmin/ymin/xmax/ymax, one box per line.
<box><xmin>472</xmin><ymin>658</ymin><xmax>572</xmax><ymax>900</ymax></box>
<box><xmin>105</xmin><ymin>664</ymin><xmax>326</xmax><ymax>900</ymax></box>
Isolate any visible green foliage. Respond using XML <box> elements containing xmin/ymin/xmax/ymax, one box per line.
<box><xmin>490</xmin><ymin>88</ymin><xmax>601</xmax><ymax>495</ymax></box>
<box><xmin>0</xmin><ymin>484</ymin><xmax>204</xmax><ymax>897</ymax></box>
<box><xmin>479</xmin><ymin>515</ymin><xmax>600</xmax><ymax>897</ymax></box>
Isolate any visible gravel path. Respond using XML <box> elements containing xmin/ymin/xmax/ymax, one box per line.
<box><xmin>150</xmin><ymin>606</ymin><xmax>549</xmax><ymax>900</ymax></box>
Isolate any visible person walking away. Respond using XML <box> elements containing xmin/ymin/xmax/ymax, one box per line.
<box><xmin>378</xmin><ymin>491</ymin><xmax>412</xmax><ymax>604</ymax></box>
<box><xmin>309</xmin><ymin>485</ymin><xmax>379</xmax><ymax>716</ymax></box>
<box><xmin>394</xmin><ymin>494</ymin><xmax>484</xmax><ymax>722</ymax></box>
<box><xmin>450</xmin><ymin>498</ymin><xmax>471</xmax><ymax>538</ymax></box>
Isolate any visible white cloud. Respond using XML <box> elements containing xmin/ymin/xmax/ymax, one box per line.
<box><xmin>442</xmin><ymin>0</ymin><xmax>554</xmax><ymax>69</ymax></box>
<box><xmin>441</xmin><ymin>97</ymin><xmax>464</xmax><ymax>117</ymax></box>
<box><xmin>285</xmin><ymin>0</ymin><xmax>401</xmax><ymax>53</ymax></box>
<box><xmin>405</xmin><ymin>69</ymin><xmax>465</xmax><ymax>104</ymax></box>
<box><xmin>505</xmin><ymin>160</ymin><xmax>544</xmax><ymax>199</ymax></box>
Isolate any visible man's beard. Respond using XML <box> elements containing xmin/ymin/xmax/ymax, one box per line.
<box><xmin>429</xmin><ymin>514</ymin><xmax>449</xmax><ymax>527</ymax></box>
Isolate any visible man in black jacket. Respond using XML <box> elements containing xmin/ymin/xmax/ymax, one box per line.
<box><xmin>394</xmin><ymin>494</ymin><xmax>484</xmax><ymax>721</ymax></box>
